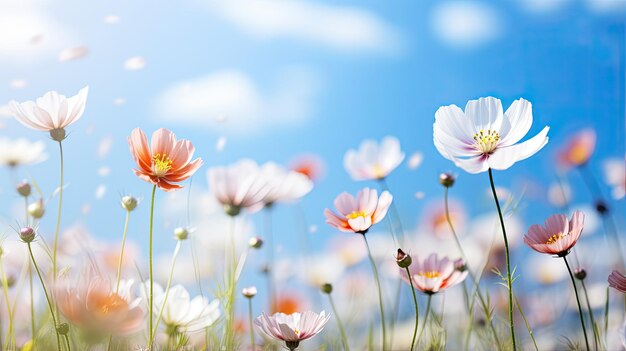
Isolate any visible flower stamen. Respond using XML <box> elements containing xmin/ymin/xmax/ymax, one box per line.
<box><xmin>152</xmin><ymin>153</ymin><xmax>173</xmax><ymax>177</ymax></box>
<box><xmin>418</xmin><ymin>271</ymin><xmax>441</xmax><ymax>279</ymax></box>
<box><xmin>473</xmin><ymin>129</ymin><xmax>500</xmax><ymax>154</ymax></box>
<box><xmin>346</xmin><ymin>211</ymin><xmax>367</xmax><ymax>220</ymax></box>
<box><xmin>546</xmin><ymin>232</ymin><xmax>568</xmax><ymax>245</ymax></box>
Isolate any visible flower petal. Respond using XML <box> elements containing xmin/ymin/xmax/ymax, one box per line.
<box><xmin>499</xmin><ymin>98</ymin><xmax>532</xmax><ymax>146</ymax></box>
<box><xmin>487</xmin><ymin>126</ymin><xmax>549</xmax><ymax>170</ymax></box>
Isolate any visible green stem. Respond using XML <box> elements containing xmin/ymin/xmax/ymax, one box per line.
<box><xmin>0</xmin><ymin>256</ymin><xmax>14</xmax><ymax>350</ymax></box>
<box><xmin>604</xmin><ymin>287</ymin><xmax>609</xmax><ymax>348</ymax></box>
<box><xmin>52</xmin><ymin>141</ymin><xmax>64</xmax><ymax>282</ymax></box>
<box><xmin>564</xmin><ymin>256</ymin><xmax>590</xmax><ymax>351</ymax></box>
<box><xmin>444</xmin><ymin>186</ymin><xmax>502</xmax><ymax>350</ymax></box>
<box><xmin>417</xmin><ymin>294</ymin><xmax>432</xmax><ymax>347</ymax></box>
<box><xmin>580</xmin><ymin>279</ymin><xmax>600</xmax><ymax>350</ymax></box>
<box><xmin>224</xmin><ymin>216</ymin><xmax>237</xmax><ymax>351</ymax></box>
<box><xmin>147</xmin><ymin>184</ymin><xmax>157</xmax><ymax>348</ymax></box>
<box><xmin>29</xmin><ymin>263</ymin><xmax>36</xmax><ymax>349</ymax></box>
<box><xmin>514</xmin><ymin>294</ymin><xmax>538</xmax><ymax>351</ymax></box>
<box><xmin>248</xmin><ymin>298</ymin><xmax>255</xmax><ymax>349</ymax></box>
<box><xmin>363</xmin><ymin>235</ymin><xmax>386</xmax><ymax>351</ymax></box>
<box><xmin>115</xmin><ymin>210</ymin><xmax>131</xmax><ymax>294</ymax></box>
<box><xmin>63</xmin><ymin>334</ymin><xmax>71</xmax><ymax>351</ymax></box>
<box><xmin>264</xmin><ymin>207</ymin><xmax>275</xmax><ymax>310</ymax></box>
<box><xmin>404</xmin><ymin>267</ymin><xmax>419</xmax><ymax>351</ymax></box>
<box><xmin>328</xmin><ymin>293</ymin><xmax>350</xmax><ymax>351</ymax></box>
<box><xmin>153</xmin><ymin>240</ymin><xmax>183</xmax><ymax>336</ymax></box>
<box><xmin>487</xmin><ymin>168</ymin><xmax>516</xmax><ymax>350</ymax></box>
<box><xmin>28</xmin><ymin>242</ymin><xmax>61</xmax><ymax>351</ymax></box>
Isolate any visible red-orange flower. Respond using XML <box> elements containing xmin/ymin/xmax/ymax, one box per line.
<box><xmin>128</xmin><ymin>128</ymin><xmax>202</xmax><ymax>191</ymax></box>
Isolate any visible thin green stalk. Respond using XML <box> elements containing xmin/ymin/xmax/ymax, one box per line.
<box><xmin>28</xmin><ymin>242</ymin><xmax>61</xmax><ymax>351</ymax></box>
<box><xmin>604</xmin><ymin>287</ymin><xmax>609</xmax><ymax>348</ymax></box>
<box><xmin>363</xmin><ymin>235</ymin><xmax>386</xmax><ymax>351</ymax></box>
<box><xmin>404</xmin><ymin>267</ymin><xmax>419</xmax><ymax>351</ymax></box>
<box><xmin>564</xmin><ymin>256</ymin><xmax>590</xmax><ymax>351</ymax></box>
<box><xmin>444</xmin><ymin>186</ymin><xmax>502</xmax><ymax>350</ymax></box>
<box><xmin>378</xmin><ymin>178</ymin><xmax>401</xmax><ymax>246</ymax></box>
<box><xmin>29</xmin><ymin>263</ymin><xmax>36</xmax><ymax>349</ymax></box>
<box><xmin>328</xmin><ymin>293</ymin><xmax>350</xmax><ymax>351</ymax></box>
<box><xmin>63</xmin><ymin>334</ymin><xmax>71</xmax><ymax>351</ymax></box>
<box><xmin>153</xmin><ymin>240</ymin><xmax>183</xmax><ymax>336</ymax></box>
<box><xmin>580</xmin><ymin>279</ymin><xmax>600</xmax><ymax>350</ymax></box>
<box><xmin>0</xmin><ymin>256</ymin><xmax>14</xmax><ymax>350</ymax></box>
<box><xmin>514</xmin><ymin>294</ymin><xmax>538</xmax><ymax>351</ymax></box>
<box><xmin>487</xmin><ymin>168</ymin><xmax>516</xmax><ymax>350</ymax></box>
<box><xmin>52</xmin><ymin>141</ymin><xmax>64</xmax><ymax>282</ymax></box>
<box><xmin>248</xmin><ymin>298</ymin><xmax>255</xmax><ymax>349</ymax></box>
<box><xmin>115</xmin><ymin>210</ymin><xmax>131</xmax><ymax>294</ymax></box>
<box><xmin>264</xmin><ymin>207</ymin><xmax>275</xmax><ymax>310</ymax></box>
<box><xmin>224</xmin><ymin>216</ymin><xmax>237</xmax><ymax>350</ymax></box>
<box><xmin>147</xmin><ymin>184</ymin><xmax>157</xmax><ymax>348</ymax></box>
<box><xmin>417</xmin><ymin>294</ymin><xmax>432</xmax><ymax>346</ymax></box>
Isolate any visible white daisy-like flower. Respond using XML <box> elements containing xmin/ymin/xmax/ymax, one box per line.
<box><xmin>344</xmin><ymin>136</ymin><xmax>405</xmax><ymax>180</ymax></box>
<box><xmin>0</xmin><ymin>138</ymin><xmax>47</xmax><ymax>167</ymax></box>
<box><xmin>255</xmin><ymin>310</ymin><xmax>330</xmax><ymax>350</ymax></box>
<box><xmin>433</xmin><ymin>96</ymin><xmax>549</xmax><ymax>174</ymax></box>
<box><xmin>260</xmin><ymin>162</ymin><xmax>313</xmax><ymax>206</ymax></box>
<box><xmin>146</xmin><ymin>283</ymin><xmax>220</xmax><ymax>335</ymax></box>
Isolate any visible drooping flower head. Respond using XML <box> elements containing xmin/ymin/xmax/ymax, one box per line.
<box><xmin>254</xmin><ymin>311</ymin><xmax>330</xmax><ymax>350</ymax></box>
<box><xmin>0</xmin><ymin>138</ymin><xmax>47</xmax><ymax>167</ymax></box>
<box><xmin>324</xmin><ymin>188</ymin><xmax>392</xmax><ymax>234</ymax></box>
<box><xmin>9</xmin><ymin>86</ymin><xmax>89</xmax><ymax>141</ymax></box>
<box><xmin>54</xmin><ymin>273</ymin><xmax>144</xmax><ymax>337</ymax></box>
<box><xmin>608</xmin><ymin>270</ymin><xmax>626</xmax><ymax>293</ymax></box>
<box><xmin>556</xmin><ymin>128</ymin><xmax>596</xmax><ymax>170</ymax></box>
<box><xmin>400</xmin><ymin>253</ymin><xmax>467</xmax><ymax>295</ymax></box>
<box><xmin>207</xmin><ymin>159</ymin><xmax>271</xmax><ymax>216</ymax></box>
<box><xmin>344</xmin><ymin>136</ymin><xmax>405</xmax><ymax>181</ymax></box>
<box><xmin>433</xmin><ymin>96</ymin><xmax>549</xmax><ymax>173</ymax></box>
<box><xmin>145</xmin><ymin>283</ymin><xmax>221</xmax><ymax>335</ymax></box>
<box><xmin>128</xmin><ymin>128</ymin><xmax>203</xmax><ymax>192</ymax></box>
<box><xmin>260</xmin><ymin>162</ymin><xmax>313</xmax><ymax>206</ymax></box>
<box><xmin>523</xmin><ymin>211</ymin><xmax>585</xmax><ymax>257</ymax></box>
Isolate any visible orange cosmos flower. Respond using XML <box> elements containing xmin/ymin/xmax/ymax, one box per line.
<box><xmin>128</xmin><ymin>128</ymin><xmax>203</xmax><ymax>191</ymax></box>
<box><xmin>556</xmin><ymin>128</ymin><xmax>596</xmax><ymax>170</ymax></box>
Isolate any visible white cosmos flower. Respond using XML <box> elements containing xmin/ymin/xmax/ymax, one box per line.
<box><xmin>207</xmin><ymin>159</ymin><xmax>271</xmax><ymax>215</ymax></box>
<box><xmin>344</xmin><ymin>136</ymin><xmax>405</xmax><ymax>180</ymax></box>
<box><xmin>146</xmin><ymin>283</ymin><xmax>220</xmax><ymax>334</ymax></box>
<box><xmin>433</xmin><ymin>96</ymin><xmax>549</xmax><ymax>174</ymax></box>
<box><xmin>254</xmin><ymin>310</ymin><xmax>330</xmax><ymax>350</ymax></box>
<box><xmin>8</xmin><ymin>86</ymin><xmax>89</xmax><ymax>135</ymax></box>
<box><xmin>0</xmin><ymin>138</ymin><xmax>47</xmax><ymax>167</ymax></box>
<box><xmin>260</xmin><ymin>162</ymin><xmax>313</xmax><ymax>205</ymax></box>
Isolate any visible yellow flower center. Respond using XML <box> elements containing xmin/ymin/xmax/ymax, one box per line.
<box><xmin>372</xmin><ymin>164</ymin><xmax>386</xmax><ymax>179</ymax></box>
<box><xmin>473</xmin><ymin>129</ymin><xmax>500</xmax><ymax>154</ymax></box>
<box><xmin>418</xmin><ymin>271</ymin><xmax>441</xmax><ymax>279</ymax></box>
<box><xmin>91</xmin><ymin>293</ymin><xmax>128</xmax><ymax>316</ymax></box>
<box><xmin>569</xmin><ymin>144</ymin><xmax>589</xmax><ymax>165</ymax></box>
<box><xmin>346</xmin><ymin>211</ymin><xmax>367</xmax><ymax>220</ymax></box>
<box><xmin>294</xmin><ymin>328</ymin><xmax>300</xmax><ymax>336</ymax></box>
<box><xmin>152</xmin><ymin>153</ymin><xmax>173</xmax><ymax>177</ymax></box>
<box><xmin>546</xmin><ymin>232</ymin><xmax>568</xmax><ymax>245</ymax></box>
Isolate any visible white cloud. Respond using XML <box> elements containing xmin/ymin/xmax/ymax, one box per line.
<box><xmin>154</xmin><ymin>67</ymin><xmax>321</xmax><ymax>135</ymax></box>
<box><xmin>205</xmin><ymin>0</ymin><xmax>401</xmax><ymax>53</ymax></box>
<box><xmin>430</xmin><ymin>1</ymin><xmax>502</xmax><ymax>49</ymax></box>
<box><xmin>0</xmin><ymin>1</ymin><xmax>74</xmax><ymax>64</ymax></box>
<box><xmin>586</xmin><ymin>0</ymin><xmax>626</xmax><ymax>13</ymax></box>
<box><xmin>124</xmin><ymin>56</ymin><xmax>146</xmax><ymax>70</ymax></box>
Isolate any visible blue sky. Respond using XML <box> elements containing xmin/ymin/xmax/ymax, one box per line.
<box><xmin>0</xmin><ymin>0</ymin><xmax>624</xmax><ymax>272</ymax></box>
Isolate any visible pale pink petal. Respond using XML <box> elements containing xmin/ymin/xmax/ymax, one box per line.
<box><xmin>499</xmin><ymin>98</ymin><xmax>532</xmax><ymax>146</ymax></box>
<box><xmin>488</xmin><ymin>126</ymin><xmax>549</xmax><ymax>170</ymax></box>
<box><xmin>372</xmin><ymin>191</ymin><xmax>392</xmax><ymax>224</ymax></box>
<box><xmin>464</xmin><ymin>97</ymin><xmax>504</xmax><ymax>132</ymax></box>
<box><xmin>334</xmin><ymin>192</ymin><xmax>357</xmax><ymax>217</ymax></box>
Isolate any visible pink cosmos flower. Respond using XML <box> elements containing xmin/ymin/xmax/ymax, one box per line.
<box><xmin>55</xmin><ymin>273</ymin><xmax>144</xmax><ymax>337</ymax></box>
<box><xmin>9</xmin><ymin>86</ymin><xmax>89</xmax><ymax>140</ymax></box>
<box><xmin>128</xmin><ymin>128</ymin><xmax>203</xmax><ymax>192</ymax></box>
<box><xmin>324</xmin><ymin>188</ymin><xmax>392</xmax><ymax>234</ymax></box>
<box><xmin>400</xmin><ymin>253</ymin><xmax>467</xmax><ymax>294</ymax></box>
<box><xmin>523</xmin><ymin>211</ymin><xmax>585</xmax><ymax>257</ymax></box>
<box><xmin>557</xmin><ymin>128</ymin><xmax>596</xmax><ymax>170</ymax></box>
<box><xmin>254</xmin><ymin>311</ymin><xmax>330</xmax><ymax>351</ymax></box>
<box><xmin>608</xmin><ymin>271</ymin><xmax>626</xmax><ymax>293</ymax></box>
<box><xmin>207</xmin><ymin>159</ymin><xmax>270</xmax><ymax>216</ymax></box>
<box><xmin>344</xmin><ymin>136</ymin><xmax>405</xmax><ymax>181</ymax></box>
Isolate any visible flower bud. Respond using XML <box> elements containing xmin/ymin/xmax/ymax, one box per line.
<box><xmin>574</xmin><ymin>268</ymin><xmax>587</xmax><ymax>280</ymax></box>
<box><xmin>321</xmin><ymin>283</ymin><xmax>333</xmax><ymax>294</ymax></box>
<box><xmin>56</xmin><ymin>323</ymin><xmax>70</xmax><ymax>335</ymax></box>
<box><xmin>224</xmin><ymin>204</ymin><xmax>241</xmax><ymax>217</ymax></box>
<box><xmin>174</xmin><ymin>227</ymin><xmax>189</xmax><ymax>241</ymax></box>
<box><xmin>27</xmin><ymin>200</ymin><xmax>45</xmax><ymax>219</ymax></box>
<box><xmin>49</xmin><ymin>128</ymin><xmax>67</xmax><ymax>142</ymax></box>
<box><xmin>16</xmin><ymin>181</ymin><xmax>31</xmax><ymax>197</ymax></box>
<box><xmin>242</xmin><ymin>286</ymin><xmax>257</xmax><ymax>298</ymax></box>
<box><xmin>248</xmin><ymin>236</ymin><xmax>263</xmax><ymax>249</ymax></box>
<box><xmin>439</xmin><ymin>173</ymin><xmax>455</xmax><ymax>188</ymax></box>
<box><xmin>121</xmin><ymin>196</ymin><xmax>138</xmax><ymax>211</ymax></box>
<box><xmin>595</xmin><ymin>200</ymin><xmax>608</xmax><ymax>215</ymax></box>
<box><xmin>395</xmin><ymin>249</ymin><xmax>412</xmax><ymax>268</ymax></box>
<box><xmin>20</xmin><ymin>227</ymin><xmax>36</xmax><ymax>243</ymax></box>
<box><xmin>454</xmin><ymin>258</ymin><xmax>467</xmax><ymax>272</ymax></box>
<box><xmin>2</xmin><ymin>274</ymin><xmax>16</xmax><ymax>288</ymax></box>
